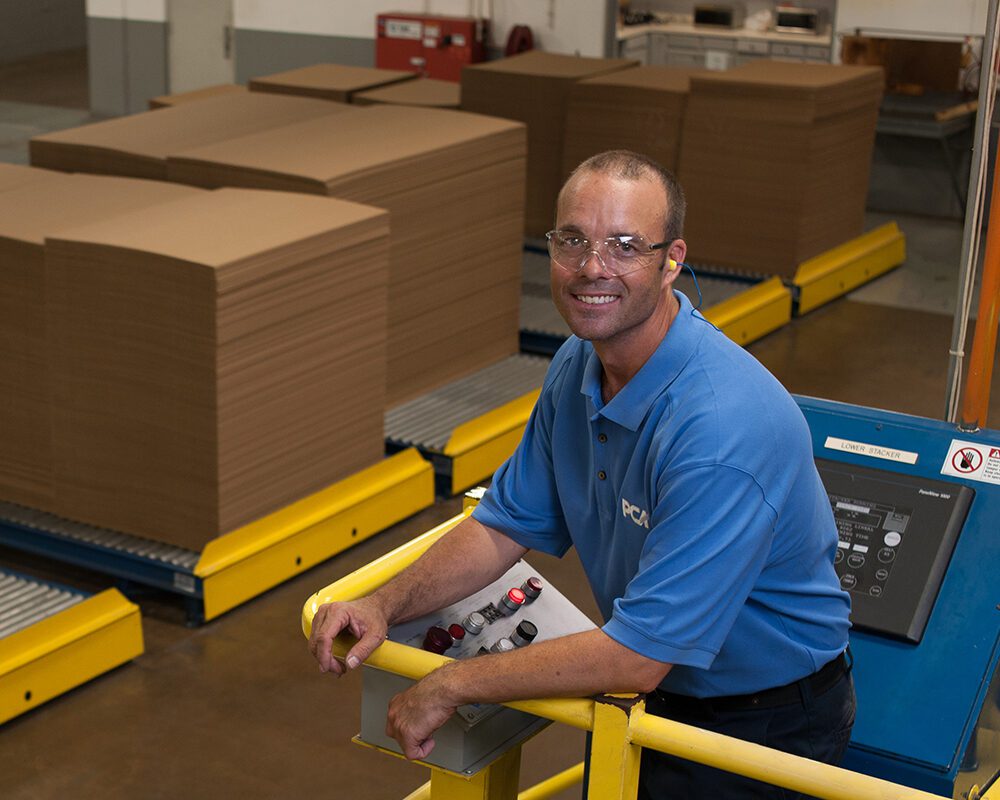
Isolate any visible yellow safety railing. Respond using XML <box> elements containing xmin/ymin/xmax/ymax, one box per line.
<box><xmin>302</xmin><ymin>514</ymin><xmax>966</xmax><ymax>800</ymax></box>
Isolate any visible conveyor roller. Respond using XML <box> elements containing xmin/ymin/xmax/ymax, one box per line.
<box><xmin>386</xmin><ymin>355</ymin><xmax>551</xmax><ymax>494</ymax></box>
<box><xmin>0</xmin><ymin>569</ymin><xmax>85</xmax><ymax>640</ymax></box>
<box><xmin>0</xmin><ymin>500</ymin><xmax>199</xmax><ymax>571</ymax></box>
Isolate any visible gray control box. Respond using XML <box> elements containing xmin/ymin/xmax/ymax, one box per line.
<box><xmin>359</xmin><ymin>559</ymin><xmax>595</xmax><ymax>774</ymax></box>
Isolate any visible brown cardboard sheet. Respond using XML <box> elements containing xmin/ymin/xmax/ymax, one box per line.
<box><xmin>149</xmin><ymin>83</ymin><xmax>247</xmax><ymax>109</ymax></box>
<box><xmin>29</xmin><ymin>91</ymin><xmax>349</xmax><ymax>180</ymax></box>
<box><xmin>45</xmin><ymin>188</ymin><xmax>390</xmax><ymax>550</ymax></box>
<box><xmin>678</xmin><ymin>61</ymin><xmax>883</xmax><ymax>277</ymax></box>
<box><xmin>166</xmin><ymin>105</ymin><xmax>526</xmax><ymax>404</ymax></box>
<box><xmin>352</xmin><ymin>77</ymin><xmax>461</xmax><ymax>108</ymax></box>
<box><xmin>563</xmin><ymin>66</ymin><xmax>706</xmax><ymax>177</ymax></box>
<box><xmin>461</xmin><ymin>51</ymin><xmax>637</xmax><ymax>236</ymax></box>
<box><xmin>0</xmin><ymin>163</ymin><xmax>69</xmax><ymax>193</ymax></box>
<box><xmin>0</xmin><ymin>175</ymin><xmax>204</xmax><ymax>511</ymax></box>
<box><xmin>249</xmin><ymin>63</ymin><xmax>416</xmax><ymax>102</ymax></box>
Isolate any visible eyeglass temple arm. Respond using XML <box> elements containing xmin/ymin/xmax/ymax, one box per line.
<box><xmin>650</xmin><ymin>239</ymin><xmax>683</xmax><ymax>270</ymax></box>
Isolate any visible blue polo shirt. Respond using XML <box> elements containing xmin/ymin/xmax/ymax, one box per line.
<box><xmin>473</xmin><ymin>292</ymin><xmax>850</xmax><ymax>697</ymax></box>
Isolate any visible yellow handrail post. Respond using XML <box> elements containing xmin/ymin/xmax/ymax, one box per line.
<box><xmin>587</xmin><ymin>694</ymin><xmax>644</xmax><ymax>800</ymax></box>
<box><xmin>427</xmin><ymin>746</ymin><xmax>522</xmax><ymax>800</ymax></box>
<box><xmin>971</xmin><ymin>768</ymin><xmax>1000</xmax><ymax>800</ymax></box>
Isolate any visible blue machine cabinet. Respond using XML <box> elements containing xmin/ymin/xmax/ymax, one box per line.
<box><xmin>797</xmin><ymin>396</ymin><xmax>1000</xmax><ymax>796</ymax></box>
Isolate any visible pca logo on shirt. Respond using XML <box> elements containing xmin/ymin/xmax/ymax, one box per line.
<box><xmin>621</xmin><ymin>497</ymin><xmax>650</xmax><ymax>529</ymax></box>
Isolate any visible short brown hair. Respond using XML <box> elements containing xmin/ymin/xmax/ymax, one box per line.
<box><xmin>562</xmin><ymin>150</ymin><xmax>686</xmax><ymax>242</ymax></box>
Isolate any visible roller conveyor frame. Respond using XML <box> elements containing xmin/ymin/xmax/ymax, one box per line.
<box><xmin>0</xmin><ymin>568</ymin><xmax>142</xmax><ymax>724</ymax></box>
<box><xmin>0</xmin><ymin>502</ymin><xmax>204</xmax><ymax>615</ymax></box>
<box><xmin>0</xmin><ymin>448</ymin><xmax>435</xmax><ymax>624</ymax></box>
<box><xmin>386</xmin><ymin>354</ymin><xmax>552</xmax><ymax>496</ymax></box>
<box><xmin>0</xmin><ymin>568</ymin><xmax>86</xmax><ymax>639</ymax></box>
<box><xmin>791</xmin><ymin>222</ymin><xmax>906</xmax><ymax>314</ymax></box>
<box><xmin>662</xmin><ymin>222</ymin><xmax>906</xmax><ymax>316</ymax></box>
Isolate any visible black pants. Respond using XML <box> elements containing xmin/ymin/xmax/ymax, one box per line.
<box><xmin>584</xmin><ymin>665</ymin><xmax>856</xmax><ymax>799</ymax></box>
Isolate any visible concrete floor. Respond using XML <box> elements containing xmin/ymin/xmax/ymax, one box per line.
<box><xmin>0</xmin><ymin>50</ymin><xmax>998</xmax><ymax>800</ymax></box>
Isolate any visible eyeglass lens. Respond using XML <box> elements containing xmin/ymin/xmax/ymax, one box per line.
<box><xmin>547</xmin><ymin>232</ymin><xmax>661</xmax><ymax>276</ymax></box>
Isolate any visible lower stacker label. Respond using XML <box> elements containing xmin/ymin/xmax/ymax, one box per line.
<box><xmin>824</xmin><ymin>436</ymin><xmax>919</xmax><ymax>465</ymax></box>
<box><xmin>940</xmin><ymin>439</ymin><xmax>1000</xmax><ymax>485</ymax></box>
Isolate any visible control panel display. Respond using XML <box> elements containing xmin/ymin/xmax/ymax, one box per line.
<box><xmin>817</xmin><ymin>459</ymin><xmax>974</xmax><ymax>643</ymax></box>
<box><xmin>360</xmin><ymin>559</ymin><xmax>595</xmax><ymax>773</ymax></box>
<box><xmin>385</xmin><ymin>560</ymin><xmax>595</xmax><ymax>724</ymax></box>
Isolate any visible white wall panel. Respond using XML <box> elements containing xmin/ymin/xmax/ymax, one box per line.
<box><xmin>86</xmin><ymin>0</ymin><xmax>125</xmax><ymax>19</ymax></box>
<box><xmin>89</xmin><ymin>0</ymin><xmax>167</xmax><ymax>21</ymax></box>
<box><xmin>234</xmin><ymin>0</ymin><xmax>609</xmax><ymax>56</ymax></box>
<box><xmin>124</xmin><ymin>0</ymin><xmax>167</xmax><ymax>23</ymax></box>
<box><xmin>837</xmin><ymin>0</ymin><xmax>988</xmax><ymax>38</ymax></box>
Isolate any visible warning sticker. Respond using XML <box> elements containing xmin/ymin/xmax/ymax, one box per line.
<box><xmin>386</xmin><ymin>19</ymin><xmax>422</xmax><ymax>39</ymax></box>
<box><xmin>940</xmin><ymin>439</ymin><xmax>1000</xmax><ymax>485</ymax></box>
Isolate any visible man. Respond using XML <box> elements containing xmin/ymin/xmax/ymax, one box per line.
<box><xmin>309</xmin><ymin>150</ymin><xmax>854</xmax><ymax>798</ymax></box>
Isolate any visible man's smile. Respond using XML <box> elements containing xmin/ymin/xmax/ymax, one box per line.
<box><xmin>574</xmin><ymin>294</ymin><xmax>620</xmax><ymax>305</ymax></box>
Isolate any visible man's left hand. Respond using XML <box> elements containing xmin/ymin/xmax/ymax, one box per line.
<box><xmin>386</xmin><ymin>670</ymin><xmax>459</xmax><ymax>761</ymax></box>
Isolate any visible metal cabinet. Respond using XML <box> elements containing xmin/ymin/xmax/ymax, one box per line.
<box><xmin>736</xmin><ymin>38</ymin><xmax>770</xmax><ymax>55</ymax></box>
<box><xmin>642</xmin><ymin>30</ymin><xmax>832</xmax><ymax>68</ymax></box>
<box><xmin>618</xmin><ymin>33</ymin><xmax>650</xmax><ymax>64</ymax></box>
<box><xmin>770</xmin><ymin>42</ymin><xmax>833</xmax><ymax>61</ymax></box>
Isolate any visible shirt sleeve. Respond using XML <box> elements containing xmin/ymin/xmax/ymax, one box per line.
<box><xmin>602</xmin><ymin>463</ymin><xmax>777</xmax><ymax>669</ymax></box>
<box><xmin>471</xmin><ymin>373</ymin><xmax>572</xmax><ymax>558</ymax></box>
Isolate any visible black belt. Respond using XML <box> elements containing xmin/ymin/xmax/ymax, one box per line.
<box><xmin>654</xmin><ymin>651</ymin><xmax>850</xmax><ymax>713</ymax></box>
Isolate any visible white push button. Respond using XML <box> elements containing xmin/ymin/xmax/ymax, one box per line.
<box><xmin>462</xmin><ymin>611</ymin><xmax>486</xmax><ymax>635</ymax></box>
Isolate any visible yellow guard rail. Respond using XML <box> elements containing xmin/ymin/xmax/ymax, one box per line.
<box><xmin>302</xmin><ymin>512</ymin><xmax>990</xmax><ymax>800</ymax></box>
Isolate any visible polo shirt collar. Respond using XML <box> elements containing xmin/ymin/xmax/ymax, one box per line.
<box><xmin>580</xmin><ymin>291</ymin><xmax>707</xmax><ymax>431</ymax></box>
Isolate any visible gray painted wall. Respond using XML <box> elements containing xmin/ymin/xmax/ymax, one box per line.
<box><xmin>87</xmin><ymin>16</ymin><xmax>126</xmax><ymax>117</ymax></box>
<box><xmin>234</xmin><ymin>29</ymin><xmax>374</xmax><ymax>82</ymax></box>
<box><xmin>125</xmin><ymin>20</ymin><xmax>168</xmax><ymax>114</ymax></box>
<box><xmin>87</xmin><ymin>17</ymin><xmax>167</xmax><ymax>117</ymax></box>
<box><xmin>0</xmin><ymin>0</ymin><xmax>86</xmax><ymax>64</ymax></box>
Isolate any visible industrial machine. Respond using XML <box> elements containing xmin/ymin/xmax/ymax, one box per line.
<box><xmin>375</xmin><ymin>13</ymin><xmax>488</xmax><ymax>81</ymax></box>
<box><xmin>798</xmin><ymin>396</ymin><xmax>1000</xmax><ymax>796</ymax></box>
<box><xmin>346</xmin><ymin>395</ymin><xmax>1000</xmax><ymax>795</ymax></box>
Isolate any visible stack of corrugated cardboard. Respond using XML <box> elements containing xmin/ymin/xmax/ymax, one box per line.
<box><xmin>29</xmin><ymin>91</ymin><xmax>345</xmax><ymax>180</ymax></box>
<box><xmin>562</xmin><ymin>66</ymin><xmax>705</xmax><ymax>178</ymax></box>
<box><xmin>461</xmin><ymin>51</ymin><xmax>636</xmax><ymax>236</ymax></box>
<box><xmin>249</xmin><ymin>63</ymin><xmax>416</xmax><ymax>102</ymax></box>
<box><xmin>149</xmin><ymin>83</ymin><xmax>247</xmax><ymax>109</ymax></box>
<box><xmin>678</xmin><ymin>60</ymin><xmax>884</xmax><ymax>277</ymax></box>
<box><xmin>0</xmin><ymin>163</ymin><xmax>65</xmax><ymax>192</ymax></box>
<box><xmin>166</xmin><ymin>105</ymin><xmax>526</xmax><ymax>404</ymax></box>
<box><xmin>0</xmin><ymin>173</ymin><xmax>203</xmax><ymax>513</ymax></box>
<box><xmin>353</xmin><ymin>77</ymin><xmax>460</xmax><ymax>108</ymax></box>
<box><xmin>45</xmin><ymin>189</ymin><xmax>390</xmax><ymax>550</ymax></box>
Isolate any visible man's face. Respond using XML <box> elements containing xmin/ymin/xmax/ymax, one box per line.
<box><xmin>550</xmin><ymin>171</ymin><xmax>677</xmax><ymax>344</ymax></box>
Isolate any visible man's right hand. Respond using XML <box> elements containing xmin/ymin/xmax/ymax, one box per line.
<box><xmin>308</xmin><ymin>596</ymin><xmax>388</xmax><ymax>676</ymax></box>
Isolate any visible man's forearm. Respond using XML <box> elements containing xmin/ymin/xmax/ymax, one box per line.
<box><xmin>370</xmin><ymin>515</ymin><xmax>527</xmax><ymax>626</ymax></box>
<box><xmin>428</xmin><ymin>628</ymin><xmax>672</xmax><ymax>705</ymax></box>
